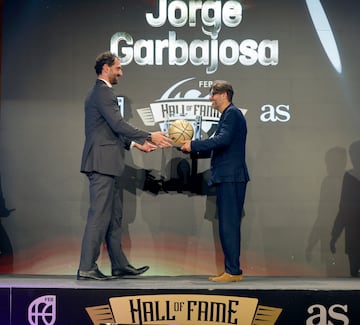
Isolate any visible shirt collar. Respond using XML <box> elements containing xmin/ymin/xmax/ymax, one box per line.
<box><xmin>98</xmin><ymin>78</ymin><xmax>112</xmax><ymax>88</ymax></box>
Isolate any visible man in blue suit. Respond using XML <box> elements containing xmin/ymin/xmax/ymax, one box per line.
<box><xmin>181</xmin><ymin>80</ymin><xmax>249</xmax><ymax>282</ymax></box>
<box><xmin>78</xmin><ymin>52</ymin><xmax>173</xmax><ymax>280</ymax></box>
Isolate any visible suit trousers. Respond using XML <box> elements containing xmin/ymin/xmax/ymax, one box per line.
<box><xmin>216</xmin><ymin>181</ymin><xmax>247</xmax><ymax>275</ymax></box>
<box><xmin>79</xmin><ymin>172</ymin><xmax>129</xmax><ymax>271</ymax></box>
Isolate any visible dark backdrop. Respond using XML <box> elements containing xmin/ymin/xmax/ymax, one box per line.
<box><xmin>0</xmin><ymin>0</ymin><xmax>359</xmax><ymax>276</ymax></box>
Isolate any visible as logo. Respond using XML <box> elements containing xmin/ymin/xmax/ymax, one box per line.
<box><xmin>306</xmin><ymin>304</ymin><xmax>349</xmax><ymax>325</ymax></box>
<box><xmin>28</xmin><ymin>295</ymin><xmax>56</xmax><ymax>325</ymax></box>
<box><xmin>260</xmin><ymin>104</ymin><xmax>290</xmax><ymax>122</ymax></box>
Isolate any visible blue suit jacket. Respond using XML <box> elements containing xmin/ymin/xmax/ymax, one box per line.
<box><xmin>80</xmin><ymin>79</ymin><xmax>149</xmax><ymax>176</ymax></box>
<box><xmin>191</xmin><ymin>103</ymin><xmax>250</xmax><ymax>186</ymax></box>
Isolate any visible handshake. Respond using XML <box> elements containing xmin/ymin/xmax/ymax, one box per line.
<box><xmin>135</xmin><ymin>119</ymin><xmax>195</xmax><ymax>153</ymax></box>
<box><xmin>133</xmin><ymin>131</ymin><xmax>173</xmax><ymax>153</ymax></box>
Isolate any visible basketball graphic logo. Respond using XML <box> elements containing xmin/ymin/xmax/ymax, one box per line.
<box><xmin>168</xmin><ymin>119</ymin><xmax>194</xmax><ymax>145</ymax></box>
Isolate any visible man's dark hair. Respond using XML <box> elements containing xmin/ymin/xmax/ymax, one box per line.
<box><xmin>94</xmin><ymin>51</ymin><xmax>118</xmax><ymax>75</ymax></box>
<box><xmin>211</xmin><ymin>80</ymin><xmax>234</xmax><ymax>102</ymax></box>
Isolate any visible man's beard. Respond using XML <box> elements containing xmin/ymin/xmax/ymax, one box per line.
<box><xmin>110</xmin><ymin>75</ymin><xmax>119</xmax><ymax>85</ymax></box>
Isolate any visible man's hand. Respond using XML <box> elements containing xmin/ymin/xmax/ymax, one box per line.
<box><xmin>134</xmin><ymin>140</ymin><xmax>158</xmax><ymax>153</ymax></box>
<box><xmin>180</xmin><ymin>140</ymin><xmax>191</xmax><ymax>152</ymax></box>
<box><xmin>150</xmin><ymin>131</ymin><xmax>173</xmax><ymax>148</ymax></box>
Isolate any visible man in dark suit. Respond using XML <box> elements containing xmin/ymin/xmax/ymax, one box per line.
<box><xmin>78</xmin><ymin>51</ymin><xmax>172</xmax><ymax>280</ymax></box>
<box><xmin>181</xmin><ymin>80</ymin><xmax>249</xmax><ymax>282</ymax></box>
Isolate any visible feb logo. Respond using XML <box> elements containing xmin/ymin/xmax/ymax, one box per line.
<box><xmin>137</xmin><ymin>77</ymin><xmax>247</xmax><ymax>139</ymax></box>
<box><xmin>28</xmin><ymin>295</ymin><xmax>57</xmax><ymax>325</ymax></box>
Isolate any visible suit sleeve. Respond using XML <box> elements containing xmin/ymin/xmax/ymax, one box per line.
<box><xmin>96</xmin><ymin>85</ymin><xmax>149</xmax><ymax>143</ymax></box>
<box><xmin>191</xmin><ymin>108</ymin><xmax>239</xmax><ymax>153</ymax></box>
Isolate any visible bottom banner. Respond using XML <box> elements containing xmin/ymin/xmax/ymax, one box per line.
<box><xmin>7</xmin><ymin>288</ymin><xmax>360</xmax><ymax>325</ymax></box>
<box><xmin>0</xmin><ymin>288</ymin><xmax>10</xmax><ymax>325</ymax></box>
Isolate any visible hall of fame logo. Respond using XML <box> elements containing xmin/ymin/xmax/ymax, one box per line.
<box><xmin>85</xmin><ymin>294</ymin><xmax>282</xmax><ymax>325</ymax></box>
<box><xmin>136</xmin><ymin>77</ymin><xmax>247</xmax><ymax>140</ymax></box>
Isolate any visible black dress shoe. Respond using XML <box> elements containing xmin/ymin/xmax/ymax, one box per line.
<box><xmin>77</xmin><ymin>269</ymin><xmax>109</xmax><ymax>280</ymax></box>
<box><xmin>112</xmin><ymin>264</ymin><xmax>150</xmax><ymax>277</ymax></box>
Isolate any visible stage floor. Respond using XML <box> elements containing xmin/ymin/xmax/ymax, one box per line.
<box><xmin>0</xmin><ymin>274</ymin><xmax>358</xmax><ymax>290</ymax></box>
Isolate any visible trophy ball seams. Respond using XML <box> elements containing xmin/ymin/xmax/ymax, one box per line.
<box><xmin>168</xmin><ymin>119</ymin><xmax>194</xmax><ymax>145</ymax></box>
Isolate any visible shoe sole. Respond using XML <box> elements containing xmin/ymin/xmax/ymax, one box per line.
<box><xmin>77</xmin><ymin>276</ymin><xmax>109</xmax><ymax>281</ymax></box>
<box><xmin>210</xmin><ymin>278</ymin><xmax>243</xmax><ymax>282</ymax></box>
<box><xmin>209</xmin><ymin>275</ymin><xmax>243</xmax><ymax>282</ymax></box>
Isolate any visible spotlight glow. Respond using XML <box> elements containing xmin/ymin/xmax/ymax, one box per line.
<box><xmin>306</xmin><ymin>0</ymin><xmax>342</xmax><ymax>74</ymax></box>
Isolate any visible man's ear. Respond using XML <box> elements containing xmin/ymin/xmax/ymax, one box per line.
<box><xmin>103</xmin><ymin>64</ymin><xmax>110</xmax><ymax>74</ymax></box>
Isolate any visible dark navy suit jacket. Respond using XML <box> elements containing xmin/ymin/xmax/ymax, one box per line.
<box><xmin>80</xmin><ymin>79</ymin><xmax>149</xmax><ymax>176</ymax></box>
<box><xmin>191</xmin><ymin>103</ymin><xmax>249</xmax><ymax>186</ymax></box>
